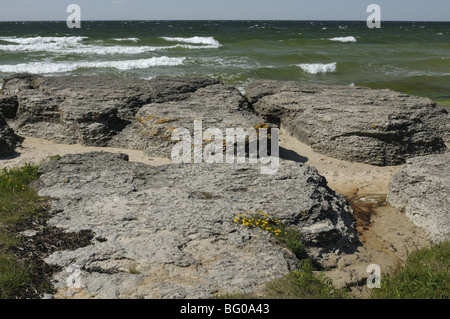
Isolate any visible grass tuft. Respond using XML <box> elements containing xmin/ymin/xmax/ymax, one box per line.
<box><xmin>0</xmin><ymin>164</ymin><xmax>48</xmax><ymax>299</ymax></box>
<box><xmin>369</xmin><ymin>240</ymin><xmax>450</xmax><ymax>299</ymax></box>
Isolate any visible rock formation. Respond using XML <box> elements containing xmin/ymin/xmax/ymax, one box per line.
<box><xmin>2</xmin><ymin>73</ymin><xmax>448</xmax><ymax>298</ymax></box>
<box><xmin>35</xmin><ymin>152</ymin><xmax>359</xmax><ymax>299</ymax></box>
<box><xmin>1</xmin><ymin>74</ymin><xmax>270</xmax><ymax>158</ymax></box>
<box><xmin>388</xmin><ymin>151</ymin><xmax>450</xmax><ymax>243</ymax></box>
<box><xmin>245</xmin><ymin>80</ymin><xmax>449</xmax><ymax>166</ymax></box>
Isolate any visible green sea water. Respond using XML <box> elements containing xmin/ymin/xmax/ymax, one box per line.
<box><xmin>0</xmin><ymin>20</ymin><xmax>449</xmax><ymax>106</ymax></box>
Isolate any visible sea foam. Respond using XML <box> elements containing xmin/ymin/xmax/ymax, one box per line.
<box><xmin>162</xmin><ymin>36</ymin><xmax>221</xmax><ymax>48</ymax></box>
<box><xmin>0</xmin><ymin>36</ymin><xmax>87</xmax><ymax>45</ymax></box>
<box><xmin>0</xmin><ymin>57</ymin><xmax>186</xmax><ymax>74</ymax></box>
<box><xmin>297</xmin><ymin>62</ymin><xmax>337</xmax><ymax>74</ymax></box>
<box><xmin>112</xmin><ymin>38</ymin><xmax>140</xmax><ymax>42</ymax></box>
<box><xmin>329</xmin><ymin>36</ymin><xmax>357</xmax><ymax>43</ymax></box>
<box><xmin>0</xmin><ymin>35</ymin><xmax>219</xmax><ymax>54</ymax></box>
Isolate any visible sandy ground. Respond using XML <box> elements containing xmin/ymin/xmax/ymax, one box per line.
<box><xmin>2</xmin><ymin>130</ymin><xmax>404</xmax><ymax>195</ymax></box>
<box><xmin>279</xmin><ymin>129</ymin><xmax>403</xmax><ymax>196</ymax></box>
<box><xmin>1</xmin><ymin>131</ymin><xmax>432</xmax><ymax>297</ymax></box>
<box><xmin>0</xmin><ymin>137</ymin><xmax>173</xmax><ymax>168</ymax></box>
<box><xmin>279</xmin><ymin>129</ymin><xmax>431</xmax><ymax>296</ymax></box>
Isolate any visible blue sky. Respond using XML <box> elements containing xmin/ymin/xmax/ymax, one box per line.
<box><xmin>0</xmin><ymin>0</ymin><xmax>449</xmax><ymax>21</ymax></box>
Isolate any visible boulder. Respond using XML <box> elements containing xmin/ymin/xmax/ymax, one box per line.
<box><xmin>387</xmin><ymin>151</ymin><xmax>450</xmax><ymax>243</ymax></box>
<box><xmin>118</xmin><ymin>83</ymin><xmax>268</xmax><ymax>157</ymax></box>
<box><xmin>35</xmin><ymin>152</ymin><xmax>359</xmax><ymax>299</ymax></box>
<box><xmin>245</xmin><ymin>80</ymin><xmax>449</xmax><ymax>166</ymax></box>
<box><xmin>2</xmin><ymin>74</ymin><xmax>267</xmax><ymax>154</ymax></box>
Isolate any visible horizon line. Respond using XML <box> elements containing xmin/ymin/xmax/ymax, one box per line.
<box><xmin>0</xmin><ymin>19</ymin><xmax>449</xmax><ymax>23</ymax></box>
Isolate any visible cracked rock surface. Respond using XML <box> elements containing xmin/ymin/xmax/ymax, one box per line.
<box><xmin>245</xmin><ymin>80</ymin><xmax>449</xmax><ymax>166</ymax></box>
<box><xmin>388</xmin><ymin>151</ymin><xmax>450</xmax><ymax>243</ymax></box>
<box><xmin>35</xmin><ymin>152</ymin><xmax>359</xmax><ymax>299</ymax></box>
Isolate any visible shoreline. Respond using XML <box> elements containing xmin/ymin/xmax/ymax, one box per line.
<box><xmin>1</xmin><ymin>73</ymin><xmax>446</xmax><ymax>299</ymax></box>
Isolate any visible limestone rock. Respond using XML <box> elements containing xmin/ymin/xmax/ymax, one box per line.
<box><xmin>35</xmin><ymin>152</ymin><xmax>359</xmax><ymax>299</ymax></box>
<box><xmin>245</xmin><ymin>80</ymin><xmax>449</xmax><ymax>166</ymax></box>
<box><xmin>387</xmin><ymin>151</ymin><xmax>450</xmax><ymax>243</ymax></box>
<box><xmin>120</xmin><ymin>83</ymin><xmax>268</xmax><ymax>157</ymax></box>
<box><xmin>2</xmin><ymin>74</ymin><xmax>268</xmax><ymax>154</ymax></box>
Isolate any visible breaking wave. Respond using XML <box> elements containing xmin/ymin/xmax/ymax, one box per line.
<box><xmin>297</xmin><ymin>62</ymin><xmax>337</xmax><ymax>74</ymax></box>
<box><xmin>0</xmin><ymin>35</ymin><xmax>221</xmax><ymax>55</ymax></box>
<box><xmin>328</xmin><ymin>36</ymin><xmax>357</xmax><ymax>43</ymax></box>
<box><xmin>161</xmin><ymin>36</ymin><xmax>221</xmax><ymax>48</ymax></box>
<box><xmin>0</xmin><ymin>57</ymin><xmax>186</xmax><ymax>74</ymax></box>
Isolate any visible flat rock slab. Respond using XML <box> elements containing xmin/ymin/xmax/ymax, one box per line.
<box><xmin>35</xmin><ymin>152</ymin><xmax>359</xmax><ymax>299</ymax></box>
<box><xmin>387</xmin><ymin>151</ymin><xmax>450</xmax><ymax>243</ymax></box>
<box><xmin>245</xmin><ymin>80</ymin><xmax>449</xmax><ymax>166</ymax></box>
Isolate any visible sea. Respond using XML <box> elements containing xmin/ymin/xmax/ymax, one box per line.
<box><xmin>0</xmin><ymin>20</ymin><xmax>449</xmax><ymax>106</ymax></box>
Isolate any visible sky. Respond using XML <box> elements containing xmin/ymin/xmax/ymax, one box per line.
<box><xmin>0</xmin><ymin>0</ymin><xmax>449</xmax><ymax>21</ymax></box>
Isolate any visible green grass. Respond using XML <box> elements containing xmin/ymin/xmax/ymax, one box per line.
<box><xmin>264</xmin><ymin>260</ymin><xmax>351</xmax><ymax>299</ymax></box>
<box><xmin>0</xmin><ymin>164</ymin><xmax>49</xmax><ymax>299</ymax></box>
<box><xmin>369</xmin><ymin>240</ymin><xmax>450</xmax><ymax>299</ymax></box>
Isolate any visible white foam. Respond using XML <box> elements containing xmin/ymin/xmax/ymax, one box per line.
<box><xmin>112</xmin><ymin>38</ymin><xmax>139</xmax><ymax>42</ymax></box>
<box><xmin>329</xmin><ymin>36</ymin><xmax>357</xmax><ymax>43</ymax></box>
<box><xmin>0</xmin><ymin>57</ymin><xmax>186</xmax><ymax>74</ymax></box>
<box><xmin>162</xmin><ymin>36</ymin><xmax>221</xmax><ymax>48</ymax></box>
<box><xmin>0</xmin><ymin>36</ymin><xmax>87</xmax><ymax>45</ymax></box>
<box><xmin>69</xmin><ymin>45</ymin><xmax>165</xmax><ymax>55</ymax></box>
<box><xmin>297</xmin><ymin>62</ymin><xmax>337</xmax><ymax>74</ymax></box>
<box><xmin>0</xmin><ymin>40</ymin><xmax>218</xmax><ymax>55</ymax></box>
<box><xmin>0</xmin><ymin>36</ymin><xmax>87</xmax><ymax>53</ymax></box>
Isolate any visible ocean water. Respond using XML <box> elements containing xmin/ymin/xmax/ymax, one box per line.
<box><xmin>0</xmin><ymin>20</ymin><xmax>449</xmax><ymax>106</ymax></box>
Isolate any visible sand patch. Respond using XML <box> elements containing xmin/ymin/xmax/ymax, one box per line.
<box><xmin>0</xmin><ymin>137</ymin><xmax>172</xmax><ymax>169</ymax></box>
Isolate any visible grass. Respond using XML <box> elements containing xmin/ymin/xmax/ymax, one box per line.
<box><xmin>0</xmin><ymin>164</ymin><xmax>44</xmax><ymax>227</ymax></box>
<box><xmin>369</xmin><ymin>240</ymin><xmax>450</xmax><ymax>299</ymax></box>
<box><xmin>264</xmin><ymin>260</ymin><xmax>351</xmax><ymax>299</ymax></box>
<box><xmin>0</xmin><ymin>164</ymin><xmax>50</xmax><ymax>299</ymax></box>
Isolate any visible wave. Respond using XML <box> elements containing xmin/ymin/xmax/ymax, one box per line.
<box><xmin>66</xmin><ymin>44</ymin><xmax>217</xmax><ymax>55</ymax></box>
<box><xmin>329</xmin><ymin>36</ymin><xmax>357</xmax><ymax>43</ymax></box>
<box><xmin>0</xmin><ymin>36</ymin><xmax>88</xmax><ymax>53</ymax></box>
<box><xmin>297</xmin><ymin>62</ymin><xmax>337</xmax><ymax>74</ymax></box>
<box><xmin>0</xmin><ymin>43</ymin><xmax>214</xmax><ymax>55</ymax></box>
<box><xmin>0</xmin><ymin>57</ymin><xmax>186</xmax><ymax>74</ymax></box>
<box><xmin>0</xmin><ymin>35</ymin><xmax>219</xmax><ymax>54</ymax></box>
<box><xmin>0</xmin><ymin>36</ymin><xmax>87</xmax><ymax>45</ymax></box>
<box><xmin>112</xmin><ymin>38</ymin><xmax>139</xmax><ymax>42</ymax></box>
<box><xmin>161</xmin><ymin>36</ymin><xmax>221</xmax><ymax>48</ymax></box>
